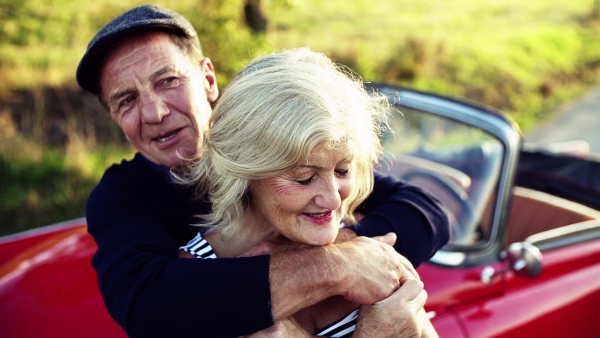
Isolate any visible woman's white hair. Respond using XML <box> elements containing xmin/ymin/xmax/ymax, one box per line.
<box><xmin>180</xmin><ymin>48</ymin><xmax>391</xmax><ymax>238</ymax></box>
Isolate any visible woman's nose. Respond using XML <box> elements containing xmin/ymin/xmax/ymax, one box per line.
<box><xmin>314</xmin><ymin>177</ymin><xmax>342</xmax><ymax>210</ymax></box>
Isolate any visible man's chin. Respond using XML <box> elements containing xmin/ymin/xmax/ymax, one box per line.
<box><xmin>145</xmin><ymin>154</ymin><xmax>185</xmax><ymax>169</ymax></box>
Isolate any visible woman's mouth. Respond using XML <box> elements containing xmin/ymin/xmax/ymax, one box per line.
<box><xmin>308</xmin><ymin>212</ymin><xmax>330</xmax><ymax>218</ymax></box>
<box><xmin>303</xmin><ymin>211</ymin><xmax>334</xmax><ymax>224</ymax></box>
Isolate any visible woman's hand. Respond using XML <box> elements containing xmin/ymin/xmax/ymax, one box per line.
<box><xmin>354</xmin><ymin>279</ymin><xmax>437</xmax><ymax>338</ymax></box>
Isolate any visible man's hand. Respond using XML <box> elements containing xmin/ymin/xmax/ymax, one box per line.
<box><xmin>335</xmin><ymin>233</ymin><xmax>419</xmax><ymax>305</ymax></box>
<box><xmin>370</xmin><ymin>233</ymin><xmax>419</xmax><ymax>281</ymax></box>
<box><xmin>354</xmin><ymin>279</ymin><xmax>436</xmax><ymax>338</ymax></box>
<box><xmin>269</xmin><ymin>232</ymin><xmax>418</xmax><ymax>321</ymax></box>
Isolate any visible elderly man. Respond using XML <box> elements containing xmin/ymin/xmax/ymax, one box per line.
<box><xmin>76</xmin><ymin>5</ymin><xmax>449</xmax><ymax>337</ymax></box>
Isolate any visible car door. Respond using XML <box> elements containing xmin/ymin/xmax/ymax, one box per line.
<box><xmin>372</xmin><ymin>83</ymin><xmax>600</xmax><ymax>337</ymax></box>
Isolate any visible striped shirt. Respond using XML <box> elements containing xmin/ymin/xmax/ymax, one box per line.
<box><xmin>180</xmin><ymin>232</ymin><xmax>358</xmax><ymax>337</ymax></box>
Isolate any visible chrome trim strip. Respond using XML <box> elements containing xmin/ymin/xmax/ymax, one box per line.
<box><xmin>429</xmin><ymin>250</ymin><xmax>467</xmax><ymax>266</ymax></box>
<box><xmin>526</xmin><ymin>219</ymin><xmax>600</xmax><ymax>251</ymax></box>
<box><xmin>0</xmin><ymin>217</ymin><xmax>87</xmax><ymax>244</ymax></box>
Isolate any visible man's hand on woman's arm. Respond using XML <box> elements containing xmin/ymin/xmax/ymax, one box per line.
<box><xmin>268</xmin><ymin>233</ymin><xmax>417</xmax><ymax>321</ymax></box>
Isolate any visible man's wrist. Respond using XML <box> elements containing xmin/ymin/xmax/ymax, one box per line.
<box><xmin>269</xmin><ymin>244</ymin><xmax>347</xmax><ymax>320</ymax></box>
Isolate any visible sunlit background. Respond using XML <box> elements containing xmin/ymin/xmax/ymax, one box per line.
<box><xmin>1</xmin><ymin>0</ymin><xmax>599</xmax><ymax>236</ymax></box>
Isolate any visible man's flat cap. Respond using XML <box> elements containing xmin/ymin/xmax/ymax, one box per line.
<box><xmin>76</xmin><ymin>4</ymin><xmax>200</xmax><ymax>95</ymax></box>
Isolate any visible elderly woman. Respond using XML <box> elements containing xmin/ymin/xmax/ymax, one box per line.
<box><xmin>178</xmin><ymin>48</ymin><xmax>437</xmax><ymax>337</ymax></box>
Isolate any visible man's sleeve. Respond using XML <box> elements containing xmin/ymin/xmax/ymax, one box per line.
<box><xmin>348</xmin><ymin>172</ymin><xmax>450</xmax><ymax>267</ymax></box>
<box><xmin>87</xmin><ymin>176</ymin><xmax>274</xmax><ymax>337</ymax></box>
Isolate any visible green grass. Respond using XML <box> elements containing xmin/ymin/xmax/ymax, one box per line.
<box><xmin>1</xmin><ymin>0</ymin><xmax>600</xmax><ymax>236</ymax></box>
<box><xmin>266</xmin><ymin>0</ymin><xmax>600</xmax><ymax>130</ymax></box>
<box><xmin>0</xmin><ymin>134</ymin><xmax>134</xmax><ymax>237</ymax></box>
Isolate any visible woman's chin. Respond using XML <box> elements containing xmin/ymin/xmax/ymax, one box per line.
<box><xmin>305</xmin><ymin>231</ymin><xmax>338</xmax><ymax>246</ymax></box>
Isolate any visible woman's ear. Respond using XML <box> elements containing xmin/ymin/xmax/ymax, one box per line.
<box><xmin>200</xmin><ymin>57</ymin><xmax>219</xmax><ymax>102</ymax></box>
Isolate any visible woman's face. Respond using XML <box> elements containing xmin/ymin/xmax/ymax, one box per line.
<box><xmin>249</xmin><ymin>143</ymin><xmax>354</xmax><ymax>246</ymax></box>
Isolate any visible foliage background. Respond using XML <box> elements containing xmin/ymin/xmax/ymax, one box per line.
<box><xmin>1</xmin><ymin>0</ymin><xmax>600</xmax><ymax>236</ymax></box>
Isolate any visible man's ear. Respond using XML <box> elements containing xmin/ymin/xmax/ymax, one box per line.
<box><xmin>200</xmin><ymin>57</ymin><xmax>219</xmax><ymax>103</ymax></box>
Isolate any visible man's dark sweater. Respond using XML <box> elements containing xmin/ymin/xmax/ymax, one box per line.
<box><xmin>86</xmin><ymin>153</ymin><xmax>449</xmax><ymax>337</ymax></box>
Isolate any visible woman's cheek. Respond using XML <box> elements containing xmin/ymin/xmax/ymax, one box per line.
<box><xmin>339</xmin><ymin>179</ymin><xmax>353</xmax><ymax>201</ymax></box>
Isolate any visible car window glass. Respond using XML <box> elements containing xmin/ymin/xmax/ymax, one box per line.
<box><xmin>380</xmin><ymin>107</ymin><xmax>503</xmax><ymax>246</ymax></box>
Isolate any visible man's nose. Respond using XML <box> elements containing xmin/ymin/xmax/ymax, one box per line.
<box><xmin>140</xmin><ymin>94</ymin><xmax>169</xmax><ymax>123</ymax></box>
<box><xmin>314</xmin><ymin>176</ymin><xmax>342</xmax><ymax>210</ymax></box>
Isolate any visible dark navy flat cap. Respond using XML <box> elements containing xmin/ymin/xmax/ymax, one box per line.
<box><xmin>76</xmin><ymin>4</ymin><xmax>201</xmax><ymax>95</ymax></box>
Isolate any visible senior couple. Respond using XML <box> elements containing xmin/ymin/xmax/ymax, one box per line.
<box><xmin>78</xmin><ymin>5</ymin><xmax>449</xmax><ymax>337</ymax></box>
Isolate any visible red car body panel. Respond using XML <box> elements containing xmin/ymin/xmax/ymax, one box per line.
<box><xmin>452</xmin><ymin>239</ymin><xmax>600</xmax><ymax>338</ymax></box>
<box><xmin>3</xmin><ymin>220</ymin><xmax>599</xmax><ymax>337</ymax></box>
<box><xmin>420</xmin><ymin>239</ymin><xmax>600</xmax><ymax>337</ymax></box>
<box><xmin>0</xmin><ymin>220</ymin><xmax>126</xmax><ymax>337</ymax></box>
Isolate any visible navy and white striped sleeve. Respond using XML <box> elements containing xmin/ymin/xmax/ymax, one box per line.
<box><xmin>179</xmin><ymin>232</ymin><xmax>217</xmax><ymax>259</ymax></box>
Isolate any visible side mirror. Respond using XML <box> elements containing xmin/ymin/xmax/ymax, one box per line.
<box><xmin>505</xmin><ymin>241</ymin><xmax>543</xmax><ymax>278</ymax></box>
<box><xmin>481</xmin><ymin>242</ymin><xmax>543</xmax><ymax>285</ymax></box>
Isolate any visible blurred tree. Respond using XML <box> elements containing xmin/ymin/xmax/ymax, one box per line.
<box><xmin>244</xmin><ymin>0</ymin><xmax>268</xmax><ymax>33</ymax></box>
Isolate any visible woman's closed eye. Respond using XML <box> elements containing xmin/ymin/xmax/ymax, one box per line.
<box><xmin>335</xmin><ymin>169</ymin><xmax>350</xmax><ymax>177</ymax></box>
<box><xmin>296</xmin><ymin>175</ymin><xmax>316</xmax><ymax>186</ymax></box>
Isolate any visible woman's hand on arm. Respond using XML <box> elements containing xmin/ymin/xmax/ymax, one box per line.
<box><xmin>354</xmin><ymin>279</ymin><xmax>438</xmax><ymax>338</ymax></box>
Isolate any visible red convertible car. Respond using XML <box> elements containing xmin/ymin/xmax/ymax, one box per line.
<box><xmin>2</xmin><ymin>84</ymin><xmax>599</xmax><ymax>337</ymax></box>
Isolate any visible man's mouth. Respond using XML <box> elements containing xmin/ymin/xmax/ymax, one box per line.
<box><xmin>157</xmin><ymin>133</ymin><xmax>176</xmax><ymax>142</ymax></box>
<box><xmin>154</xmin><ymin>129</ymin><xmax>181</xmax><ymax>143</ymax></box>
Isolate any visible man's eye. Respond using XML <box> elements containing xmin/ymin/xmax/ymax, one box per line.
<box><xmin>160</xmin><ymin>77</ymin><xmax>178</xmax><ymax>86</ymax></box>
<box><xmin>119</xmin><ymin>96</ymin><xmax>135</xmax><ymax>107</ymax></box>
<box><xmin>297</xmin><ymin>176</ymin><xmax>316</xmax><ymax>186</ymax></box>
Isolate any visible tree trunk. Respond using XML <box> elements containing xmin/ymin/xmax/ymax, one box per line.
<box><xmin>593</xmin><ymin>0</ymin><xmax>600</xmax><ymax>18</ymax></box>
<box><xmin>244</xmin><ymin>0</ymin><xmax>268</xmax><ymax>33</ymax></box>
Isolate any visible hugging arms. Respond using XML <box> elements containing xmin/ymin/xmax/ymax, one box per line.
<box><xmin>176</xmin><ymin>48</ymin><xmax>440</xmax><ymax>337</ymax></box>
<box><xmin>78</xmin><ymin>5</ymin><xmax>449</xmax><ymax>337</ymax></box>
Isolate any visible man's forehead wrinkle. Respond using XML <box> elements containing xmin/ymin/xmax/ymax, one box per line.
<box><xmin>151</xmin><ymin>65</ymin><xmax>176</xmax><ymax>79</ymax></box>
<box><xmin>102</xmin><ymin>49</ymin><xmax>143</xmax><ymax>100</ymax></box>
<box><xmin>106</xmin><ymin>63</ymin><xmax>179</xmax><ymax>103</ymax></box>
<box><xmin>102</xmin><ymin>34</ymin><xmax>196</xmax><ymax>106</ymax></box>
<box><xmin>148</xmin><ymin>52</ymin><xmax>193</xmax><ymax>79</ymax></box>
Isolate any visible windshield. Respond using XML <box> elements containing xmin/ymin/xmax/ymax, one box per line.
<box><xmin>380</xmin><ymin>106</ymin><xmax>503</xmax><ymax>246</ymax></box>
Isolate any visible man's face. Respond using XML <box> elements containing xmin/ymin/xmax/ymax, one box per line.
<box><xmin>99</xmin><ymin>31</ymin><xmax>218</xmax><ymax>168</ymax></box>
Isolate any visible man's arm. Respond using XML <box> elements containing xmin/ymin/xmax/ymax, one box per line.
<box><xmin>348</xmin><ymin>172</ymin><xmax>451</xmax><ymax>266</ymax></box>
<box><xmin>89</xmin><ymin>160</ymin><xmax>416</xmax><ymax>337</ymax></box>
<box><xmin>230</xmin><ymin>171</ymin><xmax>449</xmax><ymax>322</ymax></box>
<box><xmin>268</xmin><ymin>233</ymin><xmax>418</xmax><ymax>321</ymax></box>
<box><xmin>88</xmin><ymin>160</ymin><xmax>275</xmax><ymax>337</ymax></box>
<box><xmin>90</xmin><ymin>191</ymin><xmax>412</xmax><ymax>336</ymax></box>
